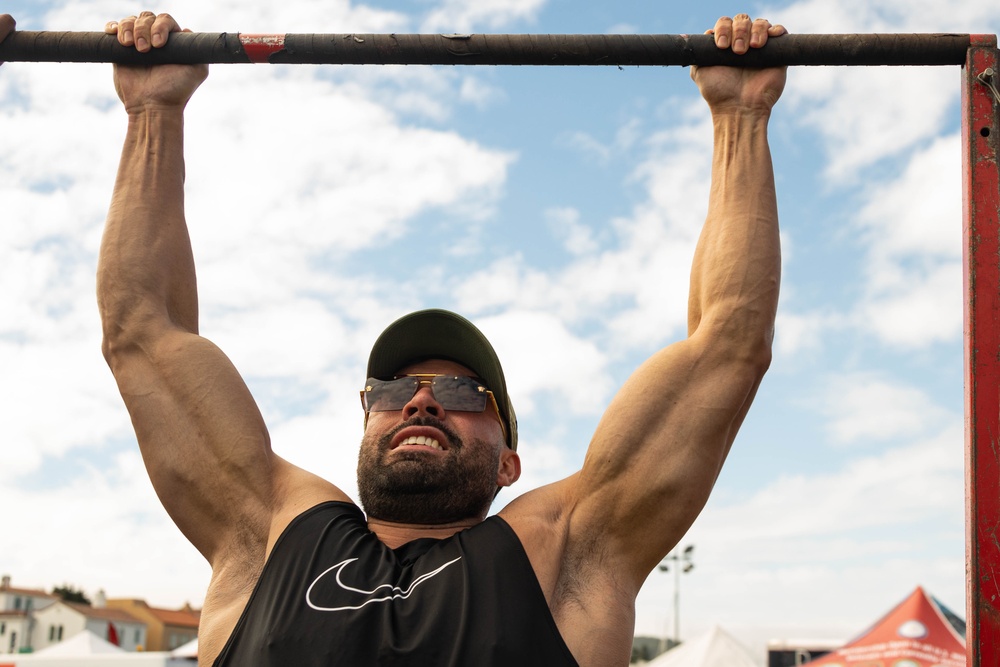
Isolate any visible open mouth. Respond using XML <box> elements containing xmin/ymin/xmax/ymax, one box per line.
<box><xmin>396</xmin><ymin>435</ymin><xmax>443</xmax><ymax>451</ymax></box>
<box><xmin>389</xmin><ymin>425</ymin><xmax>451</xmax><ymax>452</ymax></box>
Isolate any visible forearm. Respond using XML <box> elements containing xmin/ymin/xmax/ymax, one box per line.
<box><xmin>688</xmin><ymin>109</ymin><xmax>780</xmax><ymax>354</ymax></box>
<box><xmin>98</xmin><ymin>107</ymin><xmax>198</xmax><ymax>347</ymax></box>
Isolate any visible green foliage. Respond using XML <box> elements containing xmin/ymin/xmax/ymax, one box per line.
<box><xmin>52</xmin><ymin>584</ymin><xmax>90</xmax><ymax>605</ymax></box>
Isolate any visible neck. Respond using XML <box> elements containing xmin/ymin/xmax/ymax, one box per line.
<box><xmin>367</xmin><ymin>516</ymin><xmax>484</xmax><ymax>549</ymax></box>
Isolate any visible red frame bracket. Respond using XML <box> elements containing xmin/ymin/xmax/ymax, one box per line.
<box><xmin>964</xmin><ymin>34</ymin><xmax>1000</xmax><ymax>666</ymax></box>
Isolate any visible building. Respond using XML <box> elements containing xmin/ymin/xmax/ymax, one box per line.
<box><xmin>30</xmin><ymin>600</ymin><xmax>147</xmax><ymax>652</ymax></box>
<box><xmin>0</xmin><ymin>576</ymin><xmax>57</xmax><ymax>654</ymax></box>
<box><xmin>105</xmin><ymin>599</ymin><xmax>200</xmax><ymax>651</ymax></box>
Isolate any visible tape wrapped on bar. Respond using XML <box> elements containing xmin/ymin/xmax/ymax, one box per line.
<box><xmin>0</xmin><ymin>31</ymin><xmax>974</xmax><ymax>66</ymax></box>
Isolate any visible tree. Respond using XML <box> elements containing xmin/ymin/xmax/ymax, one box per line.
<box><xmin>52</xmin><ymin>584</ymin><xmax>90</xmax><ymax>605</ymax></box>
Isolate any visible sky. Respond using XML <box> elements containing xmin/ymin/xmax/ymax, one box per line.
<box><xmin>0</xmin><ymin>0</ymin><xmax>995</xmax><ymax>662</ymax></box>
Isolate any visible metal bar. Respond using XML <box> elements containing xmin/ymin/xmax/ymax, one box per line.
<box><xmin>963</xmin><ymin>35</ymin><xmax>1000</xmax><ymax>666</ymax></box>
<box><xmin>0</xmin><ymin>31</ymin><xmax>975</xmax><ymax>66</ymax></box>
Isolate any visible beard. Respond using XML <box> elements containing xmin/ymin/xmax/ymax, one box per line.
<box><xmin>356</xmin><ymin>416</ymin><xmax>502</xmax><ymax>524</ymax></box>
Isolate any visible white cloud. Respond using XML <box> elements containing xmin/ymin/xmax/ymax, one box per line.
<box><xmin>818</xmin><ymin>372</ymin><xmax>955</xmax><ymax>445</ymax></box>
<box><xmin>635</xmin><ymin>423</ymin><xmax>964</xmax><ymax>643</ymax></box>
<box><xmin>458</xmin><ymin>74</ymin><xmax>506</xmax><ymax>109</ymax></box>
<box><xmin>420</xmin><ymin>0</ymin><xmax>546</xmax><ymax>33</ymax></box>
<box><xmin>43</xmin><ymin>0</ymin><xmax>407</xmax><ymax>35</ymax></box>
<box><xmin>701</xmin><ymin>425</ymin><xmax>962</xmax><ymax>544</ymax></box>
<box><xmin>451</xmin><ymin>103</ymin><xmax>710</xmax><ymax>350</ymax></box>
<box><xmin>785</xmin><ymin>66</ymin><xmax>954</xmax><ymax>184</ymax></box>
<box><xmin>772</xmin><ymin>309</ymin><xmax>842</xmax><ymax>357</ymax></box>
<box><xmin>762</xmin><ymin>0</ymin><xmax>999</xmax><ymax>36</ymax></box>
<box><xmin>477</xmin><ymin>309</ymin><xmax>614</xmax><ymax>417</ymax></box>
<box><xmin>0</xmin><ymin>450</ymin><xmax>212</xmax><ymax>607</ymax></box>
<box><xmin>545</xmin><ymin>207</ymin><xmax>598</xmax><ymax>255</ymax></box>
<box><xmin>860</xmin><ymin>261</ymin><xmax>962</xmax><ymax>346</ymax></box>
<box><xmin>858</xmin><ymin>135</ymin><xmax>961</xmax><ymax>262</ymax></box>
<box><xmin>853</xmin><ymin>135</ymin><xmax>963</xmax><ymax>347</ymax></box>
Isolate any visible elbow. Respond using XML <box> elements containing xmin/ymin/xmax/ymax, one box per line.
<box><xmin>738</xmin><ymin>327</ymin><xmax>774</xmax><ymax>381</ymax></box>
<box><xmin>100</xmin><ymin>317</ymin><xmax>143</xmax><ymax>373</ymax></box>
<box><xmin>694</xmin><ymin>308</ymin><xmax>775</xmax><ymax>377</ymax></box>
<box><xmin>98</xmin><ymin>299</ymin><xmax>170</xmax><ymax>373</ymax></box>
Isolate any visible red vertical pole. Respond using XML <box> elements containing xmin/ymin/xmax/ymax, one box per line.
<box><xmin>965</xmin><ymin>34</ymin><xmax>1000</xmax><ymax>666</ymax></box>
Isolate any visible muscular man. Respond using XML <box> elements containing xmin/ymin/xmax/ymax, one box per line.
<box><xmin>98</xmin><ymin>11</ymin><xmax>785</xmax><ymax>666</ymax></box>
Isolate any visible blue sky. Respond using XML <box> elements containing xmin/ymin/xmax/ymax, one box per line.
<box><xmin>1</xmin><ymin>0</ymin><xmax>995</xmax><ymax>661</ymax></box>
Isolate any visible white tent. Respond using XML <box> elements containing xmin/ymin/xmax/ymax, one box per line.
<box><xmin>169</xmin><ymin>637</ymin><xmax>198</xmax><ymax>659</ymax></box>
<box><xmin>10</xmin><ymin>631</ymin><xmax>191</xmax><ymax>667</ymax></box>
<box><xmin>645</xmin><ymin>626</ymin><xmax>759</xmax><ymax>667</ymax></box>
<box><xmin>32</xmin><ymin>630</ymin><xmax>126</xmax><ymax>655</ymax></box>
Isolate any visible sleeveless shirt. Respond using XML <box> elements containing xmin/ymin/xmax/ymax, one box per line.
<box><xmin>213</xmin><ymin>501</ymin><xmax>579</xmax><ymax>666</ymax></box>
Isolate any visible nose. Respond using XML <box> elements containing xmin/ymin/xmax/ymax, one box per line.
<box><xmin>402</xmin><ymin>384</ymin><xmax>446</xmax><ymax>422</ymax></box>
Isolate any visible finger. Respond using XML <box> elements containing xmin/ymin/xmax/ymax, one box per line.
<box><xmin>0</xmin><ymin>14</ymin><xmax>15</xmax><ymax>41</ymax></box>
<box><xmin>749</xmin><ymin>18</ymin><xmax>773</xmax><ymax>48</ymax></box>
<box><xmin>132</xmin><ymin>11</ymin><xmax>157</xmax><ymax>53</ymax></box>
<box><xmin>711</xmin><ymin>15</ymin><xmax>733</xmax><ymax>50</ymax></box>
<box><xmin>769</xmin><ymin>24</ymin><xmax>788</xmax><ymax>38</ymax></box>
<box><xmin>730</xmin><ymin>13</ymin><xmax>753</xmax><ymax>54</ymax></box>
<box><xmin>116</xmin><ymin>15</ymin><xmax>137</xmax><ymax>46</ymax></box>
<box><xmin>150</xmin><ymin>13</ymin><xmax>182</xmax><ymax>49</ymax></box>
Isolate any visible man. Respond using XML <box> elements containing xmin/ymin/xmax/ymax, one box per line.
<box><xmin>99</xmin><ymin>11</ymin><xmax>785</xmax><ymax>666</ymax></box>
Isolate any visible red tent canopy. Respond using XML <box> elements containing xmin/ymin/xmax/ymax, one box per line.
<box><xmin>803</xmin><ymin>587</ymin><xmax>965</xmax><ymax>667</ymax></box>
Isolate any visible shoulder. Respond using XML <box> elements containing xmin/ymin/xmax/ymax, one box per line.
<box><xmin>266</xmin><ymin>457</ymin><xmax>355</xmax><ymax>552</ymax></box>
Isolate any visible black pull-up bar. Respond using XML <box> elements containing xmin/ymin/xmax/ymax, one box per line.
<box><xmin>0</xmin><ymin>32</ymin><xmax>975</xmax><ymax>67</ymax></box>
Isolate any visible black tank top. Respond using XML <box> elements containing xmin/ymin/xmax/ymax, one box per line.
<box><xmin>213</xmin><ymin>501</ymin><xmax>578</xmax><ymax>666</ymax></box>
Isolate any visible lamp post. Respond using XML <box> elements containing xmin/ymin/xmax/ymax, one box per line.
<box><xmin>658</xmin><ymin>544</ymin><xmax>695</xmax><ymax>651</ymax></box>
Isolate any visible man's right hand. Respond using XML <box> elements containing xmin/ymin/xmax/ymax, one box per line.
<box><xmin>105</xmin><ymin>12</ymin><xmax>208</xmax><ymax>113</ymax></box>
<box><xmin>691</xmin><ymin>14</ymin><xmax>787</xmax><ymax>115</ymax></box>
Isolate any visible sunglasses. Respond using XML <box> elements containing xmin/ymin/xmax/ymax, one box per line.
<box><xmin>360</xmin><ymin>373</ymin><xmax>507</xmax><ymax>442</ymax></box>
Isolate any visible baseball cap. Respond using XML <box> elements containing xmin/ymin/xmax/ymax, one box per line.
<box><xmin>366</xmin><ymin>309</ymin><xmax>518</xmax><ymax>450</ymax></box>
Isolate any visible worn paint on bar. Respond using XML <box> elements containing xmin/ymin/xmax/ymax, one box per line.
<box><xmin>238</xmin><ymin>34</ymin><xmax>286</xmax><ymax>64</ymax></box>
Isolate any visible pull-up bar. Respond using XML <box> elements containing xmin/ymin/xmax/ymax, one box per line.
<box><xmin>0</xmin><ymin>31</ymin><xmax>974</xmax><ymax>66</ymax></box>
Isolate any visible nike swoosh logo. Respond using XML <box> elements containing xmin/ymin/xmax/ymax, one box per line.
<box><xmin>305</xmin><ymin>556</ymin><xmax>462</xmax><ymax>612</ymax></box>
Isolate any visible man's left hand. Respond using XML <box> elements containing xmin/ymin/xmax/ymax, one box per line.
<box><xmin>0</xmin><ymin>14</ymin><xmax>15</xmax><ymax>66</ymax></box>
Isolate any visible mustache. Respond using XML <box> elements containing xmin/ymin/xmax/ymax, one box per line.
<box><xmin>379</xmin><ymin>416</ymin><xmax>462</xmax><ymax>451</ymax></box>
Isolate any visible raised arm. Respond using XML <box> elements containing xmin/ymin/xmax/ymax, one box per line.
<box><xmin>97</xmin><ymin>13</ymin><xmax>343</xmax><ymax>568</ymax></box>
<box><xmin>516</xmin><ymin>15</ymin><xmax>786</xmax><ymax>588</ymax></box>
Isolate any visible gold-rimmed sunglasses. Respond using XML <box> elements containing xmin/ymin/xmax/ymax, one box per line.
<box><xmin>360</xmin><ymin>373</ymin><xmax>507</xmax><ymax>441</ymax></box>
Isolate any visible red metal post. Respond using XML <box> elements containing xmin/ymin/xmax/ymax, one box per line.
<box><xmin>964</xmin><ymin>34</ymin><xmax>1000</xmax><ymax>666</ymax></box>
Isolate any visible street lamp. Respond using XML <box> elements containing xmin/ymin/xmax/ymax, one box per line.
<box><xmin>658</xmin><ymin>544</ymin><xmax>695</xmax><ymax>651</ymax></box>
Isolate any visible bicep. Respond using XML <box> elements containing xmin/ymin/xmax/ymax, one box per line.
<box><xmin>109</xmin><ymin>328</ymin><xmax>277</xmax><ymax>560</ymax></box>
<box><xmin>569</xmin><ymin>336</ymin><xmax>765</xmax><ymax>577</ymax></box>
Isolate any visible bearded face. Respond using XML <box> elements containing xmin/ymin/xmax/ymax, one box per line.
<box><xmin>356</xmin><ymin>416</ymin><xmax>503</xmax><ymax>524</ymax></box>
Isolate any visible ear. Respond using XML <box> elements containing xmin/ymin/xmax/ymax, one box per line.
<box><xmin>496</xmin><ymin>448</ymin><xmax>521</xmax><ymax>488</ymax></box>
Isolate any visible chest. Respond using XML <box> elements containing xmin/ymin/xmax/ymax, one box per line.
<box><xmin>213</xmin><ymin>504</ymin><xmax>578</xmax><ymax>667</ymax></box>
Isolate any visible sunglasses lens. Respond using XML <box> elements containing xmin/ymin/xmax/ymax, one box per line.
<box><xmin>364</xmin><ymin>377</ymin><xmax>419</xmax><ymax>412</ymax></box>
<box><xmin>431</xmin><ymin>376</ymin><xmax>489</xmax><ymax>412</ymax></box>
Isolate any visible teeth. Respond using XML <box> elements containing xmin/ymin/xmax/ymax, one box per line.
<box><xmin>400</xmin><ymin>435</ymin><xmax>442</xmax><ymax>450</ymax></box>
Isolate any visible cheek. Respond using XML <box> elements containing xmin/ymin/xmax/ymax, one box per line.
<box><xmin>365</xmin><ymin>412</ymin><xmax>396</xmax><ymax>433</ymax></box>
<box><xmin>455</xmin><ymin>413</ymin><xmax>503</xmax><ymax>444</ymax></box>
